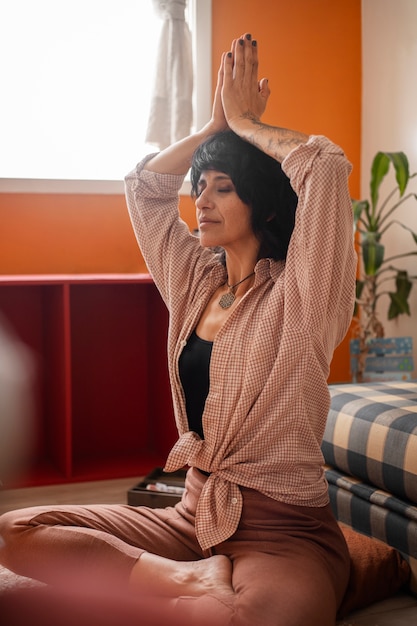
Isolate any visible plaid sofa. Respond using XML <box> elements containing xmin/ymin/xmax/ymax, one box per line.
<box><xmin>322</xmin><ymin>381</ymin><xmax>417</xmax><ymax>592</ymax></box>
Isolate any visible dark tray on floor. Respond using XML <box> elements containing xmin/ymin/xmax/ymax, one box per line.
<box><xmin>127</xmin><ymin>467</ymin><xmax>187</xmax><ymax>508</ymax></box>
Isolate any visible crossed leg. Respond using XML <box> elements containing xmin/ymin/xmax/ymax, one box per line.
<box><xmin>0</xmin><ymin>469</ymin><xmax>349</xmax><ymax>625</ymax></box>
<box><xmin>130</xmin><ymin>551</ymin><xmax>234</xmax><ymax>597</ymax></box>
<box><xmin>226</xmin><ymin>547</ymin><xmax>345</xmax><ymax>626</ymax></box>
<box><xmin>0</xmin><ymin>468</ymin><xmax>236</xmax><ymax>607</ymax></box>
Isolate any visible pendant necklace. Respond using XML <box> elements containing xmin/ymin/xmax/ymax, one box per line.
<box><xmin>218</xmin><ymin>271</ymin><xmax>255</xmax><ymax>309</ymax></box>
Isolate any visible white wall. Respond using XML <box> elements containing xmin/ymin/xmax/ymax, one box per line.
<box><xmin>362</xmin><ymin>0</ymin><xmax>417</xmax><ymax>376</ymax></box>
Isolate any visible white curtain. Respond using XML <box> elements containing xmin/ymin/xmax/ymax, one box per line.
<box><xmin>145</xmin><ymin>0</ymin><xmax>193</xmax><ymax>149</ymax></box>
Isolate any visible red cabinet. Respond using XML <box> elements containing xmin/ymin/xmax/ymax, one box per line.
<box><xmin>0</xmin><ymin>275</ymin><xmax>176</xmax><ymax>487</ymax></box>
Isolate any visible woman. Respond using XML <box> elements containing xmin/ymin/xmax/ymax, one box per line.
<box><xmin>0</xmin><ymin>35</ymin><xmax>356</xmax><ymax>625</ymax></box>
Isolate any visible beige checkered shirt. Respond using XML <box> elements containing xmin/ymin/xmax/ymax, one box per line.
<box><xmin>125</xmin><ymin>135</ymin><xmax>357</xmax><ymax>550</ymax></box>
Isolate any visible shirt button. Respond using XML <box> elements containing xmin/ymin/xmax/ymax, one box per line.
<box><xmin>231</xmin><ymin>497</ymin><xmax>238</xmax><ymax>504</ymax></box>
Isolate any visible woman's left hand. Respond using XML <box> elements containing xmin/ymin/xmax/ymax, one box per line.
<box><xmin>209</xmin><ymin>52</ymin><xmax>229</xmax><ymax>134</ymax></box>
<box><xmin>221</xmin><ymin>34</ymin><xmax>270</xmax><ymax>134</ymax></box>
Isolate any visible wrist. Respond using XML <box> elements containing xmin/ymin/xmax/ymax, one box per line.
<box><xmin>226</xmin><ymin>115</ymin><xmax>265</xmax><ymax>149</ymax></box>
<box><xmin>226</xmin><ymin>118</ymin><xmax>309</xmax><ymax>163</ymax></box>
<box><xmin>200</xmin><ymin>119</ymin><xmax>228</xmax><ymax>139</ymax></box>
<box><xmin>227</xmin><ymin>113</ymin><xmax>260</xmax><ymax>136</ymax></box>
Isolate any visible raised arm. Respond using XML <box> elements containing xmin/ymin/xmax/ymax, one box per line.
<box><xmin>221</xmin><ymin>34</ymin><xmax>309</xmax><ymax>162</ymax></box>
<box><xmin>143</xmin><ymin>54</ymin><xmax>229</xmax><ymax>175</ymax></box>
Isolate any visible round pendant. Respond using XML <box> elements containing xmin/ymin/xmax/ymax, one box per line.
<box><xmin>219</xmin><ymin>291</ymin><xmax>235</xmax><ymax>309</ymax></box>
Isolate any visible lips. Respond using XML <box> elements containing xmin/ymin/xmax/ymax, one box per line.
<box><xmin>199</xmin><ymin>218</ymin><xmax>218</xmax><ymax>227</ymax></box>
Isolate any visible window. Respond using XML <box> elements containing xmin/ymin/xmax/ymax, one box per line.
<box><xmin>0</xmin><ymin>0</ymin><xmax>211</xmax><ymax>193</ymax></box>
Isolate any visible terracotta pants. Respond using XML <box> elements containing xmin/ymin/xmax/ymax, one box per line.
<box><xmin>0</xmin><ymin>468</ymin><xmax>350</xmax><ymax>626</ymax></box>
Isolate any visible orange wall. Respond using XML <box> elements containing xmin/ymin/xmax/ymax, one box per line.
<box><xmin>0</xmin><ymin>0</ymin><xmax>361</xmax><ymax>381</ymax></box>
<box><xmin>0</xmin><ymin>192</ymin><xmax>146</xmax><ymax>274</ymax></box>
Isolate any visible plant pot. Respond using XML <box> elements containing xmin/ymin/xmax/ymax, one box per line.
<box><xmin>350</xmin><ymin>336</ymin><xmax>414</xmax><ymax>383</ymax></box>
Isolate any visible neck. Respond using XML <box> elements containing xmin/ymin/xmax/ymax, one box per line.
<box><xmin>227</xmin><ymin>271</ymin><xmax>255</xmax><ymax>291</ymax></box>
<box><xmin>224</xmin><ymin>253</ymin><xmax>258</xmax><ymax>289</ymax></box>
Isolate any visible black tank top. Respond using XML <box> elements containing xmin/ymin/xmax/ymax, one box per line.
<box><xmin>178</xmin><ymin>330</ymin><xmax>213</xmax><ymax>439</ymax></box>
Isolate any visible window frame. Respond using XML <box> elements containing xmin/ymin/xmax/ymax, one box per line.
<box><xmin>0</xmin><ymin>0</ymin><xmax>211</xmax><ymax>195</ymax></box>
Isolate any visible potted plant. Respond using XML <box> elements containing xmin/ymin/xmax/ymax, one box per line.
<box><xmin>351</xmin><ymin>151</ymin><xmax>417</xmax><ymax>382</ymax></box>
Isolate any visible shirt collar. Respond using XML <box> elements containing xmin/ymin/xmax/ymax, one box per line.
<box><xmin>254</xmin><ymin>257</ymin><xmax>285</xmax><ymax>284</ymax></box>
<box><xmin>208</xmin><ymin>255</ymin><xmax>284</xmax><ymax>287</ymax></box>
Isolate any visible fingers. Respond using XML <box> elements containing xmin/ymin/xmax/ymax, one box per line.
<box><xmin>217</xmin><ymin>52</ymin><xmax>225</xmax><ymax>82</ymax></box>
<box><xmin>231</xmin><ymin>34</ymin><xmax>258</xmax><ymax>86</ymax></box>
<box><xmin>223</xmin><ymin>47</ymin><xmax>233</xmax><ymax>82</ymax></box>
<box><xmin>258</xmin><ymin>77</ymin><xmax>270</xmax><ymax>99</ymax></box>
<box><xmin>213</xmin><ymin>53</ymin><xmax>224</xmax><ymax>103</ymax></box>
<box><xmin>210</xmin><ymin>52</ymin><xmax>228</xmax><ymax>132</ymax></box>
<box><xmin>221</xmin><ymin>33</ymin><xmax>269</xmax><ymax>126</ymax></box>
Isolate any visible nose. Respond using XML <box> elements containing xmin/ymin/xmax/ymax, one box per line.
<box><xmin>195</xmin><ymin>187</ymin><xmax>213</xmax><ymax>210</ymax></box>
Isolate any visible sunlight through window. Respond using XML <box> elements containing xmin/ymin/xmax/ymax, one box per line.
<box><xmin>0</xmin><ymin>0</ymin><xmax>211</xmax><ymax>190</ymax></box>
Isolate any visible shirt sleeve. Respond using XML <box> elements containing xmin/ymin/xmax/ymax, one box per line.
<box><xmin>124</xmin><ymin>157</ymin><xmax>215</xmax><ymax>308</ymax></box>
<box><xmin>281</xmin><ymin>135</ymin><xmax>357</xmax><ymax>349</ymax></box>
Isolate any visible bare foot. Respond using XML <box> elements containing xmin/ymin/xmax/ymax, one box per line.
<box><xmin>129</xmin><ymin>553</ymin><xmax>234</xmax><ymax>598</ymax></box>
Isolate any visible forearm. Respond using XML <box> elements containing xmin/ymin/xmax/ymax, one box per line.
<box><xmin>125</xmin><ymin>159</ymin><xmax>206</xmax><ymax>306</ymax></box>
<box><xmin>143</xmin><ymin>130</ymin><xmax>204</xmax><ymax>175</ymax></box>
<box><xmin>229</xmin><ymin>117</ymin><xmax>309</xmax><ymax>164</ymax></box>
<box><xmin>144</xmin><ymin>119</ymin><xmax>224</xmax><ymax>176</ymax></box>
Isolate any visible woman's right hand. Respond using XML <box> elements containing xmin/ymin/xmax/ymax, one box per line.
<box><xmin>221</xmin><ymin>34</ymin><xmax>270</xmax><ymax>134</ymax></box>
<box><xmin>203</xmin><ymin>53</ymin><xmax>229</xmax><ymax>136</ymax></box>
<box><xmin>220</xmin><ymin>34</ymin><xmax>308</xmax><ymax>163</ymax></box>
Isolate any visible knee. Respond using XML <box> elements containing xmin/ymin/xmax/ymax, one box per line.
<box><xmin>0</xmin><ymin>507</ymin><xmax>46</xmax><ymax>576</ymax></box>
<box><xmin>0</xmin><ymin>510</ymin><xmax>17</xmax><ymax>566</ymax></box>
<box><xmin>1</xmin><ymin>507</ymin><xmax>20</xmax><ymax>534</ymax></box>
<box><xmin>0</xmin><ymin>508</ymin><xmax>33</xmax><ymax>558</ymax></box>
<box><xmin>0</xmin><ymin>509</ymin><xmax>19</xmax><ymax>541</ymax></box>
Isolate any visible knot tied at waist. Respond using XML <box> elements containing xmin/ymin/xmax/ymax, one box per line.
<box><xmin>164</xmin><ymin>432</ymin><xmax>244</xmax><ymax>550</ymax></box>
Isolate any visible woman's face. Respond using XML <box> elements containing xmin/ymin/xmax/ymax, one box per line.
<box><xmin>195</xmin><ymin>170</ymin><xmax>259</xmax><ymax>255</ymax></box>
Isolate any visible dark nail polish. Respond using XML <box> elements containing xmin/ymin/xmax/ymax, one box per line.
<box><xmin>252</xmin><ymin>40</ymin><xmax>257</xmax><ymax>47</ymax></box>
<box><xmin>227</xmin><ymin>51</ymin><xmax>232</xmax><ymax>58</ymax></box>
<box><xmin>239</xmin><ymin>39</ymin><xmax>244</xmax><ymax>45</ymax></box>
<box><xmin>246</xmin><ymin>33</ymin><xmax>251</xmax><ymax>40</ymax></box>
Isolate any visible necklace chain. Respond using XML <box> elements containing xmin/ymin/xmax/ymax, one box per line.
<box><xmin>227</xmin><ymin>271</ymin><xmax>255</xmax><ymax>291</ymax></box>
<box><xmin>219</xmin><ymin>271</ymin><xmax>255</xmax><ymax>309</ymax></box>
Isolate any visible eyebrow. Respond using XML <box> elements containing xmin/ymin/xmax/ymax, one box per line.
<box><xmin>198</xmin><ymin>174</ymin><xmax>232</xmax><ymax>184</ymax></box>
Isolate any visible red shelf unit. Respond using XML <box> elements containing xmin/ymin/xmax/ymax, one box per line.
<box><xmin>0</xmin><ymin>274</ymin><xmax>177</xmax><ymax>487</ymax></box>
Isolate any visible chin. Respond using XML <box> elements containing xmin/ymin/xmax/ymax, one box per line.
<box><xmin>199</xmin><ymin>235</ymin><xmax>216</xmax><ymax>248</ymax></box>
<box><xmin>197</xmin><ymin>231</ymin><xmax>224</xmax><ymax>254</ymax></box>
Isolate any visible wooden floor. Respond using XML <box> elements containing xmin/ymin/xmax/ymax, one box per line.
<box><xmin>0</xmin><ymin>477</ymin><xmax>141</xmax><ymax>515</ymax></box>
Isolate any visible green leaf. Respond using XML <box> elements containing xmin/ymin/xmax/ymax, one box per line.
<box><xmin>388</xmin><ymin>293</ymin><xmax>411</xmax><ymax>319</ymax></box>
<box><xmin>353</xmin><ymin>280</ymin><xmax>364</xmax><ymax>316</ymax></box>
<box><xmin>370</xmin><ymin>152</ymin><xmax>390</xmax><ymax>209</ymax></box>
<box><xmin>362</xmin><ymin>234</ymin><xmax>384</xmax><ymax>275</ymax></box>
<box><xmin>396</xmin><ymin>270</ymin><xmax>412</xmax><ymax>296</ymax></box>
<box><xmin>387</xmin><ymin>271</ymin><xmax>412</xmax><ymax>319</ymax></box>
<box><xmin>370</xmin><ymin>151</ymin><xmax>409</xmax><ymax>209</ymax></box>
<box><xmin>352</xmin><ymin>199</ymin><xmax>369</xmax><ymax>228</ymax></box>
<box><xmin>384</xmin><ymin>151</ymin><xmax>409</xmax><ymax>196</ymax></box>
<box><xmin>398</xmin><ymin>221</ymin><xmax>417</xmax><ymax>245</ymax></box>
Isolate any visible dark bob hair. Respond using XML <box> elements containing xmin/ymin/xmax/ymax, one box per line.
<box><xmin>190</xmin><ymin>130</ymin><xmax>298</xmax><ymax>261</ymax></box>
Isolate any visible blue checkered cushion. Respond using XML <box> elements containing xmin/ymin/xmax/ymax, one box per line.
<box><xmin>325</xmin><ymin>466</ymin><xmax>417</xmax><ymax>590</ymax></box>
<box><xmin>322</xmin><ymin>381</ymin><xmax>417</xmax><ymax>591</ymax></box>
<box><xmin>322</xmin><ymin>382</ymin><xmax>417</xmax><ymax>505</ymax></box>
